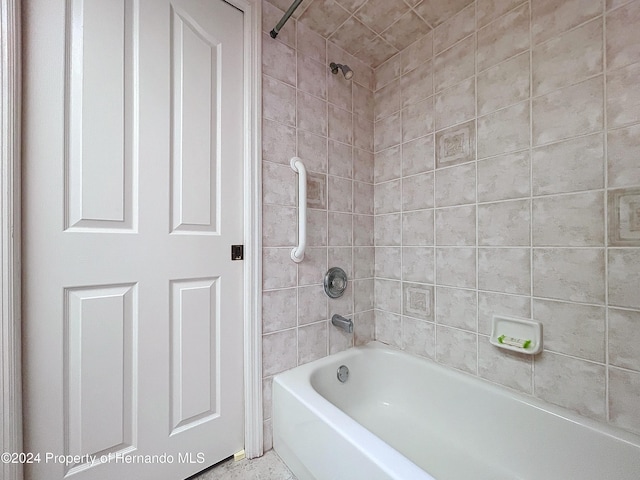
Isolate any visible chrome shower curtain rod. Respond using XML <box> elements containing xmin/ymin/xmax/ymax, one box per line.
<box><xmin>270</xmin><ymin>0</ymin><xmax>304</xmax><ymax>38</ymax></box>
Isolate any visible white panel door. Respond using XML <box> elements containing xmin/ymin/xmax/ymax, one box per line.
<box><xmin>22</xmin><ymin>1</ymin><xmax>245</xmax><ymax>479</ymax></box>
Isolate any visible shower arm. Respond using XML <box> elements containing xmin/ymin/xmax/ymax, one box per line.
<box><xmin>270</xmin><ymin>0</ymin><xmax>305</xmax><ymax>39</ymax></box>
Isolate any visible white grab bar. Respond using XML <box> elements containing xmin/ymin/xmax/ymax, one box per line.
<box><xmin>290</xmin><ymin>157</ymin><xmax>306</xmax><ymax>263</ymax></box>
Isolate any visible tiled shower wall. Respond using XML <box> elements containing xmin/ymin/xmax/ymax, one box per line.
<box><xmin>372</xmin><ymin>0</ymin><xmax>640</xmax><ymax>436</ymax></box>
<box><xmin>260</xmin><ymin>1</ymin><xmax>376</xmax><ymax>449</ymax></box>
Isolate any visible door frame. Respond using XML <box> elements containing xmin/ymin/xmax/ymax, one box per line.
<box><xmin>0</xmin><ymin>1</ymin><xmax>263</xmax><ymax>475</ymax></box>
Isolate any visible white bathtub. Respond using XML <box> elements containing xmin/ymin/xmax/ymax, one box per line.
<box><xmin>273</xmin><ymin>342</ymin><xmax>640</xmax><ymax>480</ymax></box>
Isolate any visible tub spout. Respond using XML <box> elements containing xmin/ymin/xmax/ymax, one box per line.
<box><xmin>332</xmin><ymin>314</ymin><xmax>353</xmax><ymax>333</ymax></box>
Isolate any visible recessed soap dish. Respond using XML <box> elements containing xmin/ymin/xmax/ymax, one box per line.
<box><xmin>490</xmin><ymin>315</ymin><xmax>542</xmax><ymax>355</ymax></box>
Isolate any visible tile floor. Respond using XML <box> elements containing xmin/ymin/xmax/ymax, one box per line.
<box><xmin>193</xmin><ymin>450</ymin><xmax>297</xmax><ymax>480</ymax></box>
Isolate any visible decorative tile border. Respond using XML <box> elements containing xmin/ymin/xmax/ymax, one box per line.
<box><xmin>306</xmin><ymin>173</ymin><xmax>327</xmax><ymax>209</ymax></box>
<box><xmin>608</xmin><ymin>187</ymin><xmax>640</xmax><ymax>246</ymax></box>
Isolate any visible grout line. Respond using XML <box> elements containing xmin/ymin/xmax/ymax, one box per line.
<box><xmin>474</xmin><ymin>1</ymin><xmax>480</xmax><ymax>377</ymax></box>
<box><xmin>528</xmin><ymin>0</ymin><xmax>536</xmax><ymax>397</ymax></box>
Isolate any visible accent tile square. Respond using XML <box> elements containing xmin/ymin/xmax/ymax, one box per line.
<box><xmin>608</xmin><ymin>188</ymin><xmax>640</xmax><ymax>246</ymax></box>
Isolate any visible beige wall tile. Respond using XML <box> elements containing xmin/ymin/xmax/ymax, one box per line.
<box><xmin>263</xmin><ymin>329</ymin><xmax>298</xmax><ymax>376</ymax></box>
<box><xmin>263</xmin><ymin>75</ymin><xmax>297</xmax><ymax>126</ymax></box>
<box><xmin>402</xmin><ymin>247</ymin><xmax>435</xmax><ymax>284</ymax></box>
<box><xmin>533</xmin><ymin>248</ymin><xmax>605</xmax><ymax>304</ymax></box>
<box><xmin>402</xmin><ymin>172</ymin><xmax>435</xmax><ymax>211</ymax></box>
<box><xmin>435</xmin><ymin>78</ymin><xmax>476</xmax><ymax>130</ymax></box>
<box><xmin>298</xmin><ymin>247</ymin><xmax>328</xmax><ymax>285</ymax></box>
<box><xmin>478</xmin><ymin>199</ymin><xmax>531</xmax><ymax>246</ymax></box>
<box><xmin>353</xmin><ymin>84</ymin><xmax>374</xmax><ymax>121</ymax></box>
<box><xmin>374</xmin><ymin>145</ymin><xmax>402</xmax><ymax>183</ymax></box>
<box><xmin>263</xmin><ymin>205</ymin><xmax>297</xmax><ymax>246</ymax></box>
<box><xmin>532</xmin><ymin>19</ymin><xmax>603</xmax><ymax>96</ymax></box>
<box><xmin>263</xmin><ymin>1</ymin><xmax>296</xmax><ymax>48</ymax></box>
<box><xmin>307</xmin><ymin>209</ymin><xmax>328</xmax><ymax>246</ymax></box>
<box><xmin>478</xmin><ymin>0</ymin><xmax>527</xmax><ymax>28</ymax></box>
<box><xmin>532</xmin><ymin>191</ymin><xmax>605</xmax><ymax>246</ymax></box>
<box><xmin>354</xmin><ymin>0</ymin><xmax>407</xmax><ymax>32</ymax></box>
<box><xmin>298</xmin><ymin>321</ymin><xmax>328</xmax><ymax>365</ymax></box>
<box><xmin>436</xmin><ymin>247</ymin><xmax>477</xmax><ymax>288</ymax></box>
<box><xmin>609</xmin><ymin>367</ymin><xmax>640</xmax><ymax>434</ymax></box>
<box><xmin>435</xmin><ymin>163</ymin><xmax>476</xmax><ymax>207</ymax></box>
<box><xmin>354</xmin><ymin>181</ymin><xmax>373</xmax><ymax>215</ymax></box>
<box><xmin>478</xmin><ymin>292</ymin><xmax>531</xmax><ymax>334</ymax></box>
<box><xmin>375</xmin><ymin>246</ymin><xmax>402</xmax><ymax>280</ymax></box>
<box><xmin>608</xmin><ymin>249</ymin><xmax>640</xmax><ymax>309</ymax></box>
<box><xmin>434</xmin><ymin>35</ymin><xmax>475</xmax><ymax>92</ymax></box>
<box><xmin>375</xmin><ymin>279</ymin><xmax>402</xmax><ymax>313</ymax></box>
<box><xmin>606</xmin><ymin>0</ymin><xmax>640</xmax><ymax>71</ymax></box>
<box><xmin>328</xmin><ymin>104</ymin><xmax>353</xmax><ymax>144</ymax></box>
<box><xmin>374</xmin><ymin>79</ymin><xmax>401</xmax><ymax>121</ymax></box>
<box><xmin>354</xmin><ymin>278</ymin><xmax>375</xmax><ymax>312</ymax></box>
<box><xmin>298</xmin><ymin>130</ymin><xmax>327</xmax><ymax>173</ymax></box>
<box><xmin>329</xmin><ymin>17</ymin><xmax>377</xmax><ymax>57</ymax></box>
<box><xmin>263</xmin><ymin>248</ymin><xmax>297</xmax><ymax>289</ymax></box>
<box><xmin>354</xmin><ymin>113</ymin><xmax>375</xmax><ymax>152</ymax></box>
<box><xmin>477</xmin><ymin>3</ymin><xmax>530</xmax><ymax>72</ymax></box>
<box><xmin>402</xmin><ymin>317</ymin><xmax>435</xmax><ymax>359</ymax></box>
<box><xmin>477</xmin><ymin>151</ymin><xmax>530</xmax><ymax>202</ymax></box>
<box><xmin>414</xmin><ymin>0</ymin><xmax>474</xmax><ymax>26</ymax></box>
<box><xmin>608</xmin><ymin>187</ymin><xmax>640</xmax><ymax>245</ymax></box>
<box><xmin>477</xmin><ymin>101</ymin><xmax>530</xmax><ymax>159</ymax></box>
<box><xmin>477</xmin><ymin>52</ymin><xmax>530</xmax><ymax>116</ymax></box>
<box><xmin>328</xmin><ymin>140</ymin><xmax>353</xmax><ymax>178</ymax></box>
<box><xmin>264</xmin><ymin>33</ymin><xmax>297</xmax><ymax>86</ymax></box>
<box><xmin>533</xmin><ymin>299</ymin><xmax>605</xmax><ymax>362</ymax></box>
<box><xmin>403</xmin><ymin>134</ymin><xmax>435</xmax><ymax>175</ymax></box>
<box><xmin>374</xmin><ymin>179</ymin><xmax>402</xmax><ymax>214</ymax></box>
<box><xmin>354</xmin><ymin>214</ymin><xmax>374</xmax><ymax>246</ymax></box>
<box><xmin>435</xmin><ymin>205</ymin><xmax>477</xmax><ymax>246</ymax></box>
<box><xmin>354</xmin><ymin>246</ymin><xmax>374</xmax><ymax>278</ymax></box>
<box><xmin>354</xmin><ymin>148</ymin><xmax>374</xmax><ymax>183</ymax></box>
<box><xmin>375</xmin><ymin>310</ymin><xmax>402</xmax><ymax>347</ymax></box>
<box><xmin>436</xmin><ymin>325</ymin><xmax>478</xmax><ymax>374</ymax></box>
<box><xmin>478</xmin><ymin>337</ymin><xmax>533</xmax><ymax>393</ymax></box>
<box><xmin>354</xmin><ymin>310</ymin><xmax>375</xmax><ymax>345</ymax></box>
<box><xmin>401</xmin><ymin>32</ymin><xmax>433</xmax><ymax>75</ymax></box>
<box><xmin>531</xmin><ymin>0</ymin><xmax>603</xmax><ymax>45</ymax></box>
<box><xmin>298</xmin><ymin>285</ymin><xmax>328</xmax><ymax>325</ymax></box>
<box><xmin>297</xmin><ymin>21</ymin><xmax>325</xmax><ymax>63</ymax></box>
<box><xmin>329</xmin><ymin>322</ymin><xmax>354</xmax><ymax>354</ymax></box>
<box><xmin>532</xmin><ymin>134</ymin><xmax>604</xmax><ymax>195</ymax></box>
<box><xmin>401</xmin><ymin>60</ymin><xmax>434</xmax><ymax>107</ymax></box>
<box><xmin>327</xmin><ymin>67</ymin><xmax>353</xmax><ymax>111</ymax></box>
<box><xmin>607</xmin><ymin>62</ymin><xmax>640</xmax><ymax>129</ymax></box>
<box><xmin>402</xmin><ymin>97</ymin><xmax>435</xmax><ymax>142</ymax></box>
<box><xmin>263</xmin><ymin>161</ymin><xmax>297</xmax><ymax>206</ymax></box>
<box><xmin>263</xmin><ymin>119</ymin><xmax>296</xmax><ymax>165</ymax></box>
<box><xmin>374</xmin><ymin>112</ymin><xmax>402</xmax><ymax>152</ymax></box>
<box><xmin>298</xmin><ymin>90</ymin><xmax>327</xmax><ymax>136</ymax></box>
<box><xmin>534</xmin><ymin>351</ymin><xmax>606</xmax><ymax>421</ymax></box>
<box><xmin>478</xmin><ymin>247</ymin><xmax>531</xmax><ymax>294</ymax></box>
<box><xmin>299</xmin><ymin>0</ymin><xmax>351</xmax><ymax>38</ymax></box>
<box><xmin>382</xmin><ymin>11</ymin><xmax>432</xmax><ymax>52</ymax></box>
<box><xmin>297</xmin><ymin>53</ymin><xmax>327</xmax><ymax>99</ymax></box>
<box><xmin>328</xmin><ymin>176</ymin><xmax>353</xmax><ymax>212</ymax></box>
<box><xmin>436</xmin><ymin>286</ymin><xmax>477</xmax><ymax>330</ymax></box>
<box><xmin>402</xmin><ymin>210</ymin><xmax>435</xmax><ymax>245</ymax></box>
<box><xmin>608</xmin><ymin>124</ymin><xmax>640</xmax><ymax>188</ymax></box>
<box><xmin>306</xmin><ymin>172</ymin><xmax>327</xmax><ymax>209</ymax></box>
<box><xmin>263</xmin><ymin>288</ymin><xmax>298</xmax><ymax>333</ymax></box>
<box><xmin>375</xmin><ymin>54</ymin><xmax>402</xmax><ymax>91</ymax></box>
<box><xmin>434</xmin><ymin>3</ymin><xmax>475</xmax><ymax>54</ymax></box>
<box><xmin>533</xmin><ymin>76</ymin><xmax>604</xmax><ymax>146</ymax></box>
<box><xmin>328</xmin><ymin>212</ymin><xmax>353</xmax><ymax>246</ymax></box>
<box><xmin>375</xmin><ymin>213</ymin><xmax>401</xmax><ymax>246</ymax></box>
<box><xmin>609</xmin><ymin>308</ymin><xmax>640</xmax><ymax>371</ymax></box>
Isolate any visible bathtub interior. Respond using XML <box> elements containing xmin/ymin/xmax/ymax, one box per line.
<box><xmin>278</xmin><ymin>342</ymin><xmax>640</xmax><ymax>480</ymax></box>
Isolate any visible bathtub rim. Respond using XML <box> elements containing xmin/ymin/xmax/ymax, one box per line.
<box><xmin>274</xmin><ymin>341</ymin><xmax>640</xmax><ymax>452</ymax></box>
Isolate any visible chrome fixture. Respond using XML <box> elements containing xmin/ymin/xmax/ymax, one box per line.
<box><xmin>330</xmin><ymin>62</ymin><xmax>353</xmax><ymax>80</ymax></box>
<box><xmin>332</xmin><ymin>314</ymin><xmax>353</xmax><ymax>334</ymax></box>
<box><xmin>337</xmin><ymin>365</ymin><xmax>349</xmax><ymax>383</ymax></box>
<box><xmin>324</xmin><ymin>267</ymin><xmax>348</xmax><ymax>298</ymax></box>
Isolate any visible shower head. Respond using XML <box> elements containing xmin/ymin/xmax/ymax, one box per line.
<box><xmin>330</xmin><ymin>62</ymin><xmax>353</xmax><ymax>80</ymax></box>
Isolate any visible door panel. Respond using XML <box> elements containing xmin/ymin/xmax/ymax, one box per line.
<box><xmin>22</xmin><ymin>1</ymin><xmax>245</xmax><ymax>478</ymax></box>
